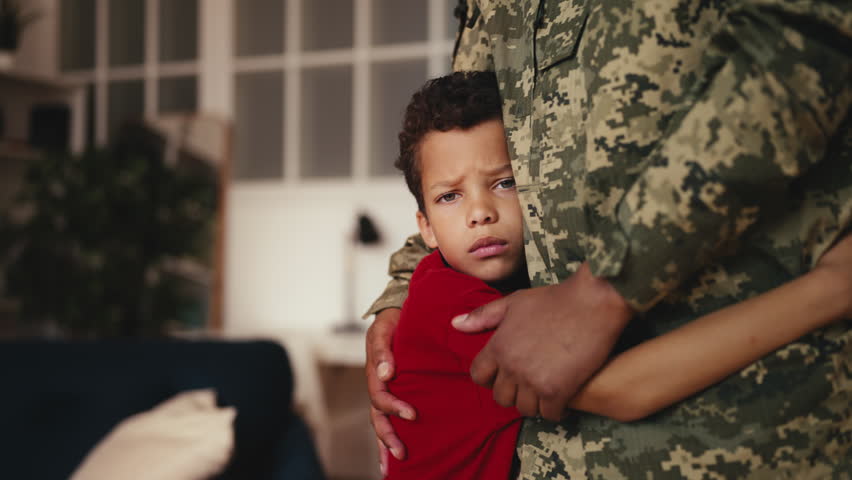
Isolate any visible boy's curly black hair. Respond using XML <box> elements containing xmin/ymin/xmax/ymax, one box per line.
<box><xmin>396</xmin><ymin>71</ymin><xmax>502</xmax><ymax>212</ymax></box>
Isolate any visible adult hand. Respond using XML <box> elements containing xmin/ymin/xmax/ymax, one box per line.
<box><xmin>365</xmin><ymin>308</ymin><xmax>415</xmax><ymax>474</ymax></box>
<box><xmin>453</xmin><ymin>263</ymin><xmax>634</xmax><ymax>421</ymax></box>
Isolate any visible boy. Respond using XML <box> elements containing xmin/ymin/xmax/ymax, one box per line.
<box><xmin>384</xmin><ymin>71</ymin><xmax>852</xmax><ymax>479</ymax></box>
<box><xmin>385</xmin><ymin>71</ymin><xmax>526</xmax><ymax>479</ymax></box>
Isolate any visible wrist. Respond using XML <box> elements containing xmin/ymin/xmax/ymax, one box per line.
<box><xmin>568</xmin><ymin>263</ymin><xmax>634</xmax><ymax>329</ymax></box>
<box><xmin>600</xmin><ymin>274</ymin><xmax>634</xmax><ymax>325</ymax></box>
<box><xmin>814</xmin><ymin>264</ymin><xmax>852</xmax><ymax>319</ymax></box>
<box><xmin>375</xmin><ymin>308</ymin><xmax>402</xmax><ymax>325</ymax></box>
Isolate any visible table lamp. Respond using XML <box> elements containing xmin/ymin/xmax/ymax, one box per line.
<box><xmin>333</xmin><ymin>212</ymin><xmax>382</xmax><ymax>334</ymax></box>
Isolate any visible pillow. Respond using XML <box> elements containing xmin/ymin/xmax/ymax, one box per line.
<box><xmin>70</xmin><ymin>389</ymin><xmax>236</xmax><ymax>480</ymax></box>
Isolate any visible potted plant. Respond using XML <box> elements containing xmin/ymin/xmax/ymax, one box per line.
<box><xmin>0</xmin><ymin>122</ymin><xmax>219</xmax><ymax>337</ymax></box>
<box><xmin>0</xmin><ymin>0</ymin><xmax>40</xmax><ymax>69</ymax></box>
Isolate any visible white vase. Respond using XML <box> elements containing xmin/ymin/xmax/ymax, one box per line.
<box><xmin>0</xmin><ymin>50</ymin><xmax>15</xmax><ymax>70</ymax></box>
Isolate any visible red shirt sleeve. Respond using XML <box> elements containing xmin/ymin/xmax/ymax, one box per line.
<box><xmin>442</xmin><ymin>284</ymin><xmax>504</xmax><ymax>372</ymax></box>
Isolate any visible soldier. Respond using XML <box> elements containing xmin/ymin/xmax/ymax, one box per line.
<box><xmin>367</xmin><ymin>0</ymin><xmax>852</xmax><ymax>478</ymax></box>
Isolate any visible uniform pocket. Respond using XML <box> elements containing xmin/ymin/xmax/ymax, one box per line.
<box><xmin>534</xmin><ymin>0</ymin><xmax>590</xmax><ymax>71</ymax></box>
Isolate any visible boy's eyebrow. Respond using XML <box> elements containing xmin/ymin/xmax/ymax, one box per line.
<box><xmin>428</xmin><ymin>177</ymin><xmax>463</xmax><ymax>191</ymax></box>
<box><xmin>427</xmin><ymin>163</ymin><xmax>513</xmax><ymax>191</ymax></box>
<box><xmin>484</xmin><ymin>164</ymin><xmax>513</xmax><ymax>176</ymax></box>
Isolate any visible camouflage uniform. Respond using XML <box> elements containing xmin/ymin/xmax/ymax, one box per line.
<box><xmin>368</xmin><ymin>0</ymin><xmax>852</xmax><ymax>477</ymax></box>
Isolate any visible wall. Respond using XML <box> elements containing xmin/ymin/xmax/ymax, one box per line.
<box><xmin>1</xmin><ymin>0</ymin><xmax>57</xmax><ymax>143</ymax></box>
<box><xmin>200</xmin><ymin>0</ymin><xmax>426</xmax><ymax>334</ymax></box>
<box><xmin>225</xmin><ymin>180</ymin><xmax>418</xmax><ymax>334</ymax></box>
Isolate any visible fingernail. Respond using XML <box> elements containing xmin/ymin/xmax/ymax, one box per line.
<box><xmin>380</xmin><ymin>462</ymin><xmax>387</xmax><ymax>475</ymax></box>
<box><xmin>377</xmin><ymin>362</ymin><xmax>390</xmax><ymax>380</ymax></box>
<box><xmin>451</xmin><ymin>314</ymin><xmax>468</xmax><ymax>327</ymax></box>
<box><xmin>390</xmin><ymin>447</ymin><xmax>401</xmax><ymax>460</ymax></box>
<box><xmin>400</xmin><ymin>409</ymin><xmax>414</xmax><ymax>421</ymax></box>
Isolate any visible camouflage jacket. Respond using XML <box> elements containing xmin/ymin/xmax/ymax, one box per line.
<box><xmin>368</xmin><ymin>0</ymin><xmax>852</xmax><ymax>477</ymax></box>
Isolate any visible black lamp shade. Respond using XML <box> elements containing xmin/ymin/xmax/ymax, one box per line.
<box><xmin>356</xmin><ymin>213</ymin><xmax>381</xmax><ymax>245</ymax></box>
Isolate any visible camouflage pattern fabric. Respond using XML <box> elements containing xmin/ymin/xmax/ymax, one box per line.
<box><xmin>364</xmin><ymin>234</ymin><xmax>433</xmax><ymax>317</ymax></box>
<box><xmin>367</xmin><ymin>0</ymin><xmax>852</xmax><ymax>477</ymax></box>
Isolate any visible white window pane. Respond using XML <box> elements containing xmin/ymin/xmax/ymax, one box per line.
<box><xmin>369</xmin><ymin>59</ymin><xmax>428</xmax><ymax>177</ymax></box>
<box><xmin>159</xmin><ymin>0</ymin><xmax>198</xmax><ymax>62</ymax></box>
<box><xmin>235</xmin><ymin>0</ymin><xmax>284</xmax><ymax>57</ymax></box>
<box><xmin>109</xmin><ymin>0</ymin><xmax>146</xmax><ymax>66</ymax></box>
<box><xmin>108</xmin><ymin>80</ymin><xmax>145</xmax><ymax>139</ymax></box>
<box><xmin>371</xmin><ymin>0</ymin><xmax>427</xmax><ymax>45</ymax></box>
<box><xmin>60</xmin><ymin>0</ymin><xmax>96</xmax><ymax>71</ymax></box>
<box><xmin>234</xmin><ymin>72</ymin><xmax>284</xmax><ymax>180</ymax></box>
<box><xmin>301</xmin><ymin>66</ymin><xmax>352</xmax><ymax>178</ymax></box>
<box><xmin>302</xmin><ymin>0</ymin><xmax>353</xmax><ymax>51</ymax></box>
<box><xmin>159</xmin><ymin>76</ymin><xmax>197</xmax><ymax>113</ymax></box>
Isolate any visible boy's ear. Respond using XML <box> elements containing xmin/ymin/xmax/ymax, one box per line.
<box><xmin>416</xmin><ymin>210</ymin><xmax>439</xmax><ymax>249</ymax></box>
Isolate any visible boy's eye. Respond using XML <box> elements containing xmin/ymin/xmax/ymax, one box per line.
<box><xmin>496</xmin><ymin>178</ymin><xmax>516</xmax><ymax>189</ymax></box>
<box><xmin>438</xmin><ymin>192</ymin><xmax>460</xmax><ymax>203</ymax></box>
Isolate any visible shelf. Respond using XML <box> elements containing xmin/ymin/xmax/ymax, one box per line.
<box><xmin>0</xmin><ymin>69</ymin><xmax>82</xmax><ymax>95</ymax></box>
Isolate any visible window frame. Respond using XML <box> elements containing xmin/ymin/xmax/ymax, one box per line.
<box><xmin>57</xmin><ymin>0</ymin><xmax>456</xmax><ymax>182</ymax></box>
<box><xmin>232</xmin><ymin>0</ymin><xmax>455</xmax><ymax>183</ymax></box>
<box><xmin>58</xmin><ymin>0</ymin><xmax>201</xmax><ymax>146</ymax></box>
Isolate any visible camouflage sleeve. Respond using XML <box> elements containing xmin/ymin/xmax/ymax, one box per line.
<box><xmin>362</xmin><ymin>233</ymin><xmax>433</xmax><ymax>319</ymax></box>
<box><xmin>451</xmin><ymin>0</ymin><xmax>494</xmax><ymax>72</ymax></box>
<box><xmin>597</xmin><ymin>1</ymin><xmax>852</xmax><ymax>311</ymax></box>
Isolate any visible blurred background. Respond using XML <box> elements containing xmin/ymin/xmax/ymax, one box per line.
<box><xmin>0</xmin><ymin>1</ymin><xmax>459</xmax><ymax>479</ymax></box>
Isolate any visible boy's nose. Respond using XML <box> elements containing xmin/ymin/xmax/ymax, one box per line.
<box><xmin>467</xmin><ymin>199</ymin><xmax>498</xmax><ymax>227</ymax></box>
<box><xmin>469</xmin><ymin>214</ymin><xmax>493</xmax><ymax>226</ymax></box>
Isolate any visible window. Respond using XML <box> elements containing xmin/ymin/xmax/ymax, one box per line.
<box><xmin>59</xmin><ymin>0</ymin><xmax>200</xmax><ymax>146</ymax></box>
<box><xmin>57</xmin><ymin>0</ymin><xmax>457</xmax><ymax>180</ymax></box>
<box><xmin>232</xmin><ymin>0</ymin><xmax>457</xmax><ymax>181</ymax></box>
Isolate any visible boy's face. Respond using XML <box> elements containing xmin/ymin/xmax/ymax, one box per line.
<box><xmin>416</xmin><ymin>118</ymin><xmax>525</xmax><ymax>284</ymax></box>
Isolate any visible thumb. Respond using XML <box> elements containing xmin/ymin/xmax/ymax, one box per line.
<box><xmin>368</xmin><ymin>309</ymin><xmax>400</xmax><ymax>381</ymax></box>
<box><xmin>452</xmin><ymin>298</ymin><xmax>507</xmax><ymax>333</ymax></box>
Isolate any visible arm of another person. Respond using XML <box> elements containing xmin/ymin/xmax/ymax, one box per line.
<box><xmin>363</xmin><ymin>234</ymin><xmax>432</xmax><ymax>319</ymax></box>
<box><xmin>364</xmin><ymin>234</ymin><xmax>431</xmax><ymax>467</ymax></box>
<box><xmin>571</xmin><ymin>234</ymin><xmax>852</xmax><ymax>422</ymax></box>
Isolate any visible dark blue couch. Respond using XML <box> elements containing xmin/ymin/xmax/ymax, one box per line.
<box><xmin>0</xmin><ymin>340</ymin><xmax>325</xmax><ymax>480</ymax></box>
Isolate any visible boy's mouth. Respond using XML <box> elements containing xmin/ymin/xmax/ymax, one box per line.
<box><xmin>469</xmin><ymin>236</ymin><xmax>508</xmax><ymax>258</ymax></box>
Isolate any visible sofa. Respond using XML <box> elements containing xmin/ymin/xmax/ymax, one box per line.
<box><xmin>0</xmin><ymin>339</ymin><xmax>325</xmax><ymax>480</ymax></box>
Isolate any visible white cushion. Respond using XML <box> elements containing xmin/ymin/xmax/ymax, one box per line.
<box><xmin>70</xmin><ymin>389</ymin><xmax>236</xmax><ymax>480</ymax></box>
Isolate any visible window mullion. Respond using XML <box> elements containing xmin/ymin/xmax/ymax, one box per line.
<box><xmin>145</xmin><ymin>0</ymin><xmax>159</xmax><ymax>117</ymax></box>
<box><xmin>428</xmin><ymin>0</ymin><xmax>446</xmax><ymax>76</ymax></box>
<box><xmin>352</xmin><ymin>0</ymin><xmax>370</xmax><ymax>181</ymax></box>
<box><xmin>198</xmin><ymin>0</ymin><xmax>233</xmax><ymax>117</ymax></box>
<box><xmin>95</xmin><ymin>0</ymin><xmax>108</xmax><ymax>144</ymax></box>
<box><xmin>284</xmin><ymin>0</ymin><xmax>300</xmax><ymax>181</ymax></box>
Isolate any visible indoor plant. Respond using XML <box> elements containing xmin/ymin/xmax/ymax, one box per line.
<box><xmin>0</xmin><ymin>123</ymin><xmax>218</xmax><ymax>337</ymax></box>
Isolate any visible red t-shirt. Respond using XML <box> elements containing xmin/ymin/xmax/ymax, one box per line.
<box><xmin>385</xmin><ymin>251</ymin><xmax>522</xmax><ymax>480</ymax></box>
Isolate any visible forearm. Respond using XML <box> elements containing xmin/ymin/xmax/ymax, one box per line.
<box><xmin>571</xmin><ymin>265</ymin><xmax>851</xmax><ymax>422</ymax></box>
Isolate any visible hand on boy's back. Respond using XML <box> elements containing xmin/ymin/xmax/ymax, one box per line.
<box><xmin>453</xmin><ymin>263</ymin><xmax>634</xmax><ymax>420</ymax></box>
<box><xmin>366</xmin><ymin>308</ymin><xmax>414</xmax><ymax>469</ymax></box>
